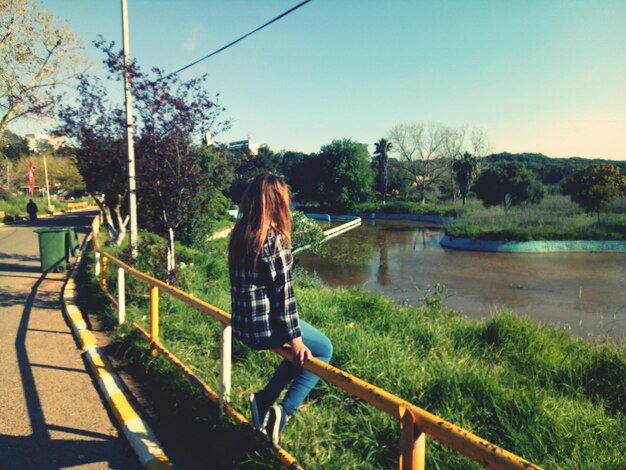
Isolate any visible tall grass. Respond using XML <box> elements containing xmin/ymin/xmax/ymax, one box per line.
<box><xmin>82</xmin><ymin>230</ymin><xmax>626</xmax><ymax>469</ymax></box>
<box><xmin>447</xmin><ymin>195</ymin><xmax>626</xmax><ymax>241</ymax></box>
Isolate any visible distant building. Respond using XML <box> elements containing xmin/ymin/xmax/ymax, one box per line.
<box><xmin>228</xmin><ymin>136</ymin><xmax>265</xmax><ymax>156</ymax></box>
<box><xmin>203</xmin><ymin>132</ymin><xmax>266</xmax><ymax>157</ymax></box>
<box><xmin>25</xmin><ymin>133</ymin><xmax>67</xmax><ymax>152</ymax></box>
<box><xmin>228</xmin><ymin>137</ymin><xmax>267</xmax><ymax>157</ymax></box>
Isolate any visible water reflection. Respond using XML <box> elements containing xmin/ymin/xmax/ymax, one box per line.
<box><xmin>298</xmin><ymin>219</ymin><xmax>626</xmax><ymax>341</ymax></box>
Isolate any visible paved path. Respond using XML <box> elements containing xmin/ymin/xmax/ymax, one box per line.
<box><xmin>0</xmin><ymin>211</ymin><xmax>140</xmax><ymax>469</ymax></box>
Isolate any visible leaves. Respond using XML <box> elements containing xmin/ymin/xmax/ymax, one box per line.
<box><xmin>562</xmin><ymin>164</ymin><xmax>626</xmax><ymax>219</ymax></box>
<box><xmin>292</xmin><ymin>210</ymin><xmax>325</xmax><ymax>254</ymax></box>
<box><xmin>452</xmin><ymin>152</ymin><xmax>480</xmax><ymax>205</ymax></box>
<box><xmin>474</xmin><ymin>161</ymin><xmax>545</xmax><ymax>214</ymax></box>
<box><xmin>0</xmin><ymin>0</ymin><xmax>84</xmax><ymax>138</ymax></box>
<box><xmin>56</xmin><ymin>37</ymin><xmax>231</xmax><ymax>251</ymax></box>
<box><xmin>316</xmin><ymin>139</ymin><xmax>375</xmax><ymax>211</ymax></box>
<box><xmin>374</xmin><ymin>138</ymin><xmax>392</xmax><ymax>204</ymax></box>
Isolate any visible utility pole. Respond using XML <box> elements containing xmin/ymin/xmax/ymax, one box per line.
<box><xmin>42</xmin><ymin>153</ymin><xmax>52</xmax><ymax>211</ymax></box>
<box><xmin>121</xmin><ymin>0</ymin><xmax>138</xmax><ymax>258</ymax></box>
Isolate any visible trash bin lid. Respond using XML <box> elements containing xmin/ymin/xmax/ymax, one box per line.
<box><xmin>35</xmin><ymin>227</ymin><xmax>68</xmax><ymax>233</ymax></box>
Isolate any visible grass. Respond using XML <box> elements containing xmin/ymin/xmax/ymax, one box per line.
<box><xmin>446</xmin><ymin>195</ymin><xmax>626</xmax><ymax>241</ymax></box>
<box><xmin>304</xmin><ymin>195</ymin><xmax>626</xmax><ymax>241</ymax></box>
<box><xmin>80</xmin><ymin>229</ymin><xmax>626</xmax><ymax>469</ymax></box>
<box><xmin>353</xmin><ymin>201</ymin><xmax>457</xmax><ymax>217</ymax></box>
<box><xmin>296</xmin><ymin>200</ymin><xmax>457</xmax><ymax>217</ymax></box>
<box><xmin>0</xmin><ymin>193</ymin><xmax>93</xmax><ymax>221</ymax></box>
<box><xmin>209</xmin><ymin>217</ymin><xmax>235</xmax><ymax>233</ymax></box>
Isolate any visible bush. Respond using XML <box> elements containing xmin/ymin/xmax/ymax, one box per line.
<box><xmin>292</xmin><ymin>210</ymin><xmax>325</xmax><ymax>253</ymax></box>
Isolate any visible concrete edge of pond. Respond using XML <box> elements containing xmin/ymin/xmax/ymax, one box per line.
<box><xmin>346</xmin><ymin>212</ymin><xmax>454</xmax><ymax>224</ymax></box>
<box><xmin>440</xmin><ymin>235</ymin><xmax>626</xmax><ymax>253</ymax></box>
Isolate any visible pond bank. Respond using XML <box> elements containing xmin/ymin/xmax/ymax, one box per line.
<box><xmin>441</xmin><ymin>235</ymin><xmax>626</xmax><ymax>253</ymax></box>
<box><xmin>330</xmin><ymin>212</ymin><xmax>626</xmax><ymax>253</ymax></box>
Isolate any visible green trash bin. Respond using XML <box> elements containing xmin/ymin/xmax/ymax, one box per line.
<box><xmin>66</xmin><ymin>227</ymin><xmax>80</xmax><ymax>257</ymax></box>
<box><xmin>35</xmin><ymin>228</ymin><xmax>69</xmax><ymax>273</ymax></box>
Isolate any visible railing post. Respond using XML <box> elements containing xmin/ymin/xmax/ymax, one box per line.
<box><xmin>150</xmin><ymin>285</ymin><xmax>159</xmax><ymax>357</ymax></box>
<box><xmin>399</xmin><ymin>406</ymin><xmax>426</xmax><ymax>470</ymax></box>
<box><xmin>117</xmin><ymin>267</ymin><xmax>126</xmax><ymax>325</ymax></box>
<box><xmin>219</xmin><ymin>323</ymin><xmax>232</xmax><ymax>419</ymax></box>
<box><xmin>95</xmin><ymin>250</ymin><xmax>101</xmax><ymax>278</ymax></box>
<box><xmin>101</xmin><ymin>257</ymin><xmax>108</xmax><ymax>291</ymax></box>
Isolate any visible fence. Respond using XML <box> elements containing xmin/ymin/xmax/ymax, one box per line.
<box><xmin>90</xmin><ymin>214</ymin><xmax>541</xmax><ymax>470</ymax></box>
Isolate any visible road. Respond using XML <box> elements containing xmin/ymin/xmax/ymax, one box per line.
<box><xmin>0</xmin><ymin>211</ymin><xmax>139</xmax><ymax>469</ymax></box>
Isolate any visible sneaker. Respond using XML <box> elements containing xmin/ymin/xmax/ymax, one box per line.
<box><xmin>249</xmin><ymin>393</ymin><xmax>270</xmax><ymax>434</ymax></box>
<box><xmin>266</xmin><ymin>404</ymin><xmax>288</xmax><ymax>444</ymax></box>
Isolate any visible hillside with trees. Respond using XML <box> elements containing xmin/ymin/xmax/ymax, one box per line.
<box><xmin>484</xmin><ymin>153</ymin><xmax>626</xmax><ymax>187</ymax></box>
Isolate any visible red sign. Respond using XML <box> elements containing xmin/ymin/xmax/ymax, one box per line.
<box><xmin>28</xmin><ymin>161</ymin><xmax>35</xmax><ymax>196</ymax></box>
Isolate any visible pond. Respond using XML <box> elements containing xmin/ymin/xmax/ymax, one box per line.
<box><xmin>297</xmin><ymin>219</ymin><xmax>626</xmax><ymax>341</ymax></box>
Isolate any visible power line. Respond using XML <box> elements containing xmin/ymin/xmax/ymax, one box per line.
<box><xmin>161</xmin><ymin>0</ymin><xmax>313</xmax><ymax>81</ymax></box>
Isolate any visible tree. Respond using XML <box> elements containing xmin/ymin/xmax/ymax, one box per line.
<box><xmin>388</xmin><ymin>123</ymin><xmax>457</xmax><ymax>204</ymax></box>
<box><xmin>58</xmin><ymin>38</ymin><xmax>229</xmax><ymax>281</ymax></box>
<box><xmin>252</xmin><ymin>146</ymin><xmax>282</xmax><ymax>175</ymax></box>
<box><xmin>385</xmin><ymin>158</ymin><xmax>410</xmax><ymax>198</ymax></box>
<box><xmin>474</xmin><ymin>161</ymin><xmax>545</xmax><ymax>214</ymax></box>
<box><xmin>469</xmin><ymin>128</ymin><xmax>490</xmax><ymax>159</ymax></box>
<box><xmin>282</xmin><ymin>150</ymin><xmax>320</xmax><ymax>203</ymax></box>
<box><xmin>316</xmin><ymin>139</ymin><xmax>374</xmax><ymax>210</ymax></box>
<box><xmin>0</xmin><ymin>0</ymin><xmax>83</xmax><ymax>140</ymax></box>
<box><xmin>228</xmin><ymin>145</ymin><xmax>283</xmax><ymax>202</ymax></box>
<box><xmin>374</xmin><ymin>138</ymin><xmax>392</xmax><ymax>205</ymax></box>
<box><xmin>57</xmin><ymin>73</ymin><xmax>129</xmax><ymax>244</ymax></box>
<box><xmin>176</xmin><ymin>145</ymin><xmax>235</xmax><ymax>249</ymax></box>
<box><xmin>0</xmin><ymin>129</ymin><xmax>30</xmax><ymax>191</ymax></box>
<box><xmin>483</xmin><ymin>152</ymin><xmax>626</xmax><ymax>188</ymax></box>
<box><xmin>451</xmin><ymin>152</ymin><xmax>480</xmax><ymax>206</ymax></box>
<box><xmin>0</xmin><ymin>130</ymin><xmax>30</xmax><ymax>160</ymax></box>
<box><xmin>562</xmin><ymin>164</ymin><xmax>626</xmax><ymax>222</ymax></box>
<box><xmin>13</xmin><ymin>154</ymin><xmax>84</xmax><ymax>190</ymax></box>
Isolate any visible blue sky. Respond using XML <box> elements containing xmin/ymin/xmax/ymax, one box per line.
<box><xmin>19</xmin><ymin>1</ymin><xmax>626</xmax><ymax>159</ymax></box>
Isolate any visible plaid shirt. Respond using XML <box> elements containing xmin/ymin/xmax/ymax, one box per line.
<box><xmin>230</xmin><ymin>229</ymin><xmax>301</xmax><ymax>349</ymax></box>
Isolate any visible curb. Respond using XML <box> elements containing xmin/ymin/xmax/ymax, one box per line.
<box><xmin>440</xmin><ymin>234</ymin><xmax>626</xmax><ymax>253</ymax></box>
<box><xmin>62</xmin><ymin>233</ymin><xmax>174</xmax><ymax>470</ymax></box>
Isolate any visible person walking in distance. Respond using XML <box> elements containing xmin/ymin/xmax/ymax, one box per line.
<box><xmin>26</xmin><ymin>199</ymin><xmax>38</xmax><ymax>222</ymax></box>
<box><xmin>228</xmin><ymin>173</ymin><xmax>333</xmax><ymax>444</ymax></box>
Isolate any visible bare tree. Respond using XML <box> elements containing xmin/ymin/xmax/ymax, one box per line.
<box><xmin>470</xmin><ymin>127</ymin><xmax>490</xmax><ymax>157</ymax></box>
<box><xmin>388</xmin><ymin>122</ymin><xmax>453</xmax><ymax>204</ymax></box>
<box><xmin>0</xmin><ymin>0</ymin><xmax>83</xmax><ymax>140</ymax></box>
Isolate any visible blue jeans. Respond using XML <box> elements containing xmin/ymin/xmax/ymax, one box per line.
<box><xmin>259</xmin><ymin>320</ymin><xmax>332</xmax><ymax>416</ymax></box>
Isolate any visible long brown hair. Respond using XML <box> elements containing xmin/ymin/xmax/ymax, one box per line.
<box><xmin>228</xmin><ymin>173</ymin><xmax>292</xmax><ymax>273</ymax></box>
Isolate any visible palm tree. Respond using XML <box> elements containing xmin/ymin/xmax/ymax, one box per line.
<box><xmin>374</xmin><ymin>138</ymin><xmax>392</xmax><ymax>205</ymax></box>
<box><xmin>451</xmin><ymin>152</ymin><xmax>480</xmax><ymax>206</ymax></box>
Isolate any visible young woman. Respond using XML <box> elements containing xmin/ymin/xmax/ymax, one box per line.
<box><xmin>228</xmin><ymin>173</ymin><xmax>333</xmax><ymax>444</ymax></box>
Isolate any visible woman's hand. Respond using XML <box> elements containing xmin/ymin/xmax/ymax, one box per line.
<box><xmin>290</xmin><ymin>336</ymin><xmax>312</xmax><ymax>367</ymax></box>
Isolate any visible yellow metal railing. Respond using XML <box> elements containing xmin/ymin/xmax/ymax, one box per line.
<box><xmin>90</xmin><ymin>214</ymin><xmax>542</xmax><ymax>470</ymax></box>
